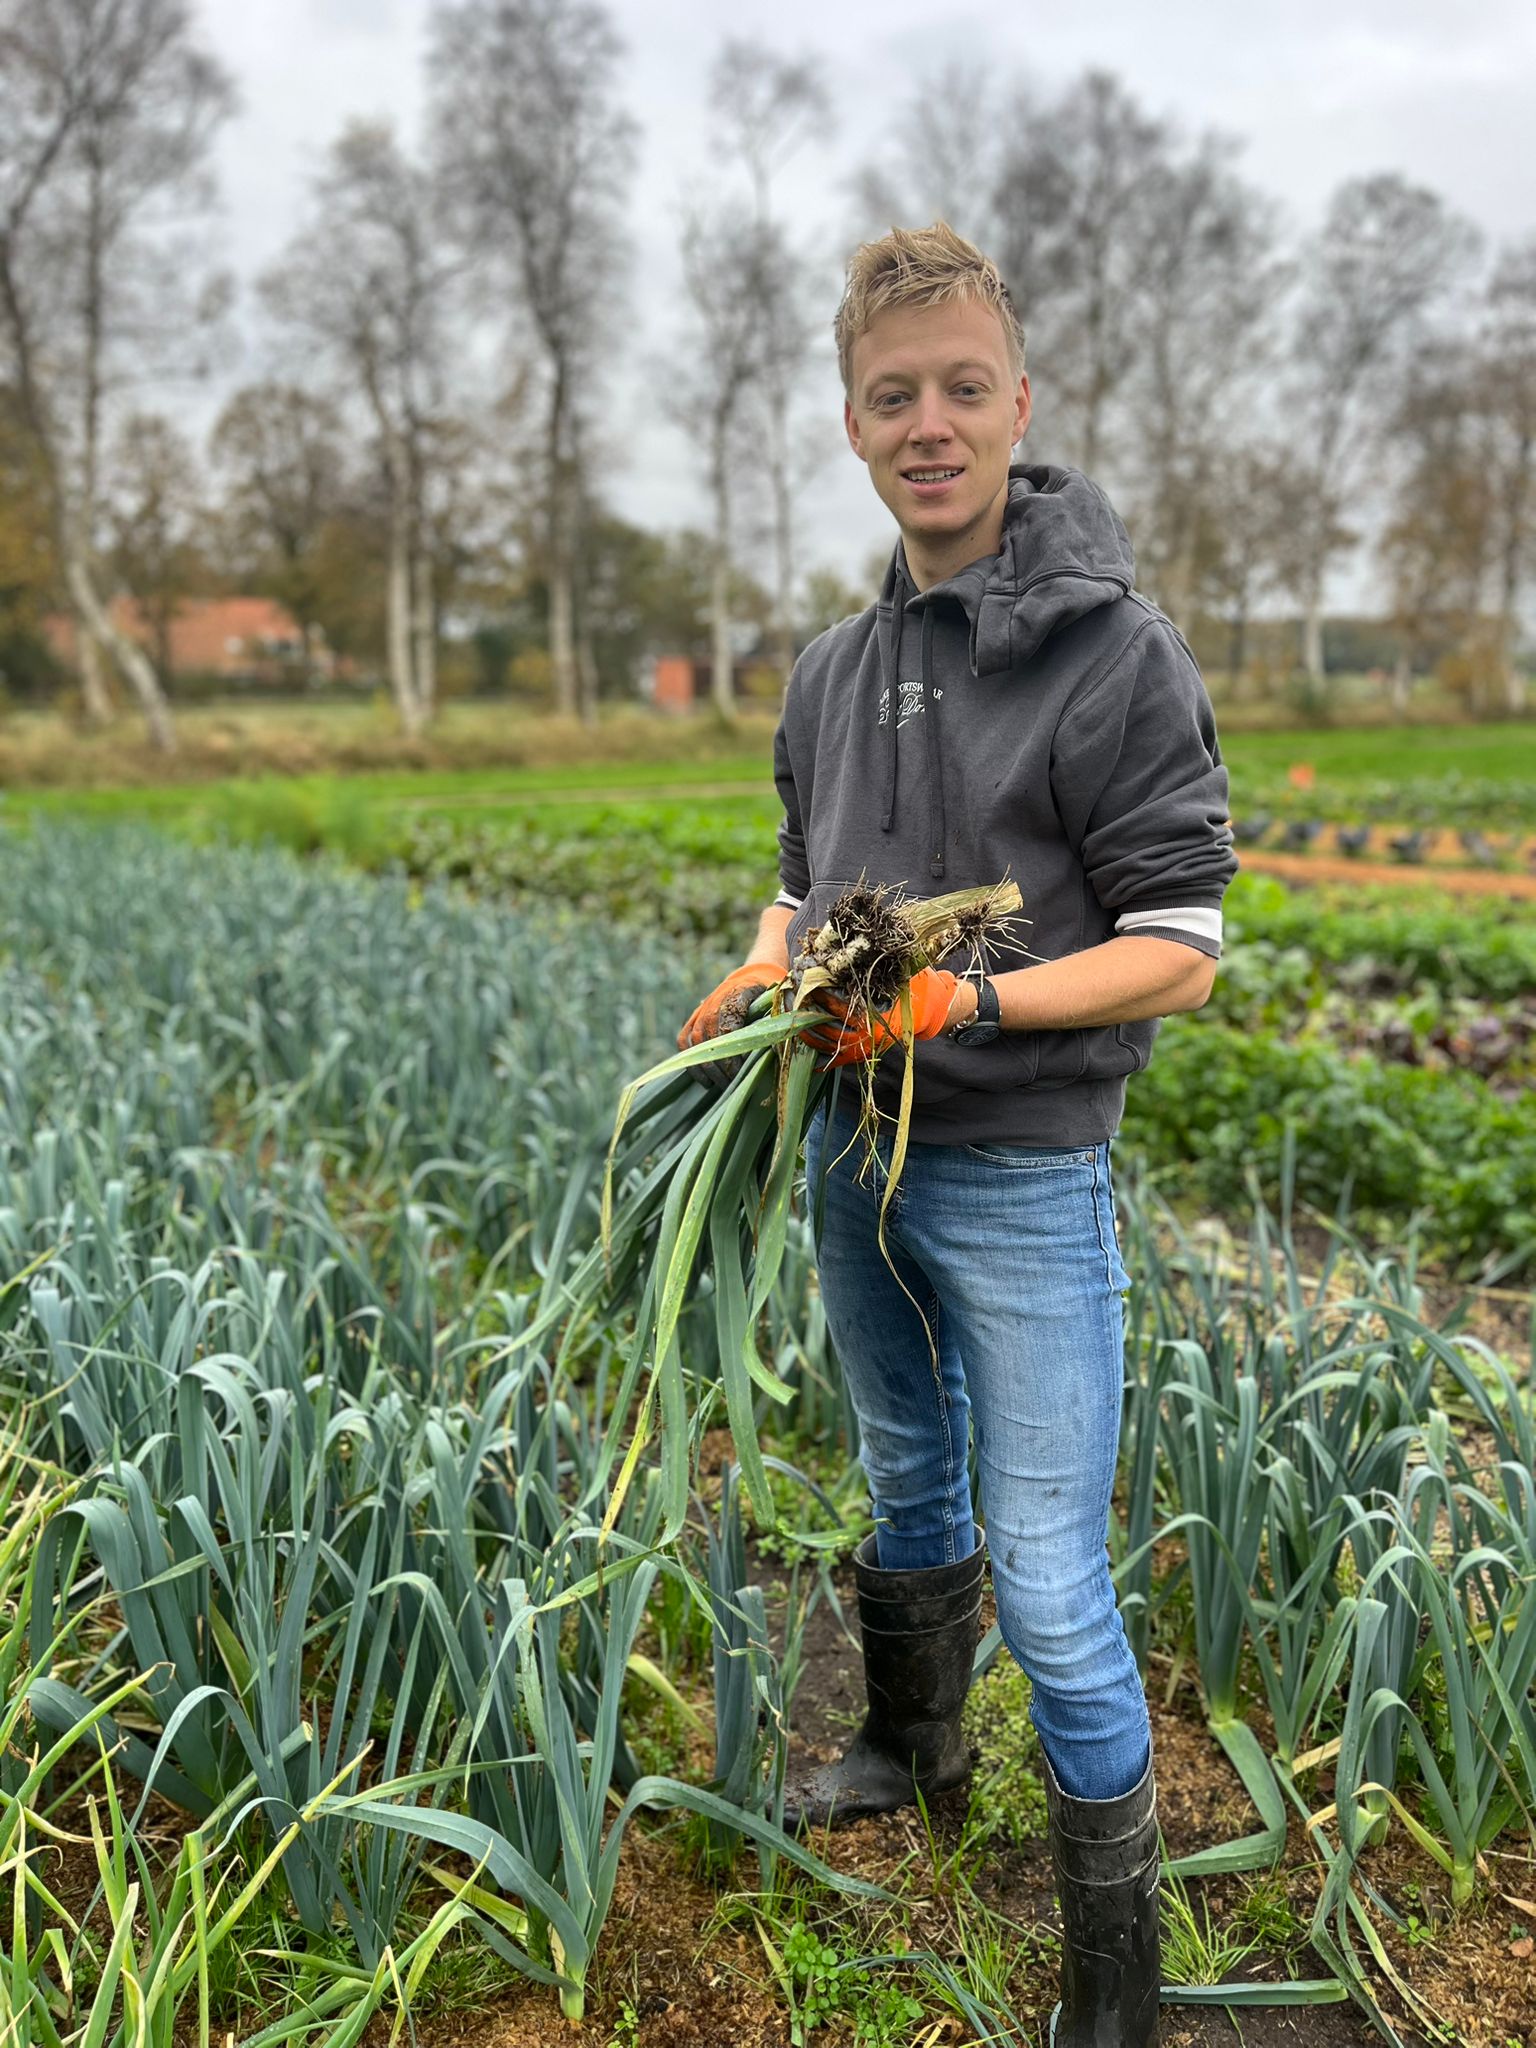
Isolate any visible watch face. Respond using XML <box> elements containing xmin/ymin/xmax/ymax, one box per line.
<box><xmin>955</xmin><ymin>1018</ymin><xmax>1002</xmax><ymax>1046</ymax></box>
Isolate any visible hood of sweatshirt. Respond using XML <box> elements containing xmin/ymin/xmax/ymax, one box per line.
<box><xmin>875</xmin><ymin>462</ymin><xmax>1136</xmax><ymax>869</ymax></box>
<box><xmin>890</xmin><ymin>461</ymin><xmax>1136</xmax><ymax>666</ymax></box>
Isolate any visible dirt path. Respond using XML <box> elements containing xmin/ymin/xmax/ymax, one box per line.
<box><xmin>1240</xmin><ymin>848</ymin><xmax>1536</xmax><ymax>898</ymax></box>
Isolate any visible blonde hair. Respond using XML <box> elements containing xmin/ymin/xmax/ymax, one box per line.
<box><xmin>834</xmin><ymin>221</ymin><xmax>1026</xmax><ymax>396</ymax></box>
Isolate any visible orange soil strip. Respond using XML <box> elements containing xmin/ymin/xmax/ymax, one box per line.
<box><xmin>1240</xmin><ymin>849</ymin><xmax>1536</xmax><ymax>898</ymax></box>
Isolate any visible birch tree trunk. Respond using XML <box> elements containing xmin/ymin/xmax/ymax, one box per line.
<box><xmin>576</xmin><ymin>626</ymin><xmax>599</xmax><ymax>727</ymax></box>
<box><xmin>410</xmin><ymin>543</ymin><xmax>437</xmax><ymax>721</ymax></box>
<box><xmin>1301</xmin><ymin>573</ymin><xmax>1326</xmax><ymax>682</ymax></box>
<box><xmin>62</xmin><ymin>543</ymin><xmax>175</xmax><ymax>753</ymax></box>
<box><xmin>710</xmin><ymin>424</ymin><xmax>735</xmax><ymax>720</ymax></box>
<box><xmin>766</xmin><ymin>370</ymin><xmax>795</xmax><ymax>679</ymax></box>
<box><xmin>384</xmin><ymin>441</ymin><xmax>424</xmax><ymax>737</ymax></box>
<box><xmin>76</xmin><ymin>631</ymin><xmax>115</xmax><ymax>723</ymax></box>
<box><xmin>1496</xmin><ymin>428</ymin><xmax>1531</xmax><ymax>715</ymax></box>
<box><xmin>546</xmin><ymin>366</ymin><xmax>579</xmax><ymax>719</ymax></box>
<box><xmin>548</xmin><ymin>507</ymin><xmax>577</xmax><ymax>719</ymax></box>
<box><xmin>1389</xmin><ymin>654</ymin><xmax>1413</xmax><ymax>719</ymax></box>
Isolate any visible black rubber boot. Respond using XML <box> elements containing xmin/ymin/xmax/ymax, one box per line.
<box><xmin>1044</xmin><ymin>1747</ymin><xmax>1161</xmax><ymax>2047</ymax></box>
<box><xmin>781</xmin><ymin>1529</ymin><xmax>986</xmax><ymax>1832</ymax></box>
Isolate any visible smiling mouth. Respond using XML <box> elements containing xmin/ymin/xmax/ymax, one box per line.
<box><xmin>903</xmin><ymin>467</ymin><xmax>963</xmax><ymax>484</ymax></box>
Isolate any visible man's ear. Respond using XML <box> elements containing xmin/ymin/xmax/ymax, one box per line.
<box><xmin>1012</xmin><ymin>373</ymin><xmax>1033</xmax><ymax>447</ymax></box>
<box><xmin>844</xmin><ymin>397</ymin><xmax>867</xmax><ymax>463</ymax></box>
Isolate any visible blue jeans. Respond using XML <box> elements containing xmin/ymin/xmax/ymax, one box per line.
<box><xmin>804</xmin><ymin>1101</ymin><xmax>1151</xmax><ymax>1802</ymax></box>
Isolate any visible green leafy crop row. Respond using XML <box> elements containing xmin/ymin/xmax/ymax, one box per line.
<box><xmin>1126</xmin><ymin>1020</ymin><xmax>1536</xmax><ymax>1276</ymax></box>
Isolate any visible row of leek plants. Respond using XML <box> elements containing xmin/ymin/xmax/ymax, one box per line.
<box><xmin>0</xmin><ymin>824</ymin><xmax>684</xmax><ymax>1239</ymax></box>
<box><xmin>5</xmin><ymin>823</ymin><xmax>1532</xmax><ymax>2041</ymax></box>
<box><xmin>10</xmin><ymin>1299</ymin><xmax>872</xmax><ymax>2031</ymax></box>
<box><xmin>1107</xmin><ymin>1169</ymin><xmax>1535</xmax><ymax>2036</ymax></box>
<box><xmin>0</xmin><ymin>828</ymin><xmax>847</xmax><ymax>2031</ymax></box>
<box><xmin>810</xmin><ymin>1142</ymin><xmax>1535</xmax><ymax>2030</ymax></box>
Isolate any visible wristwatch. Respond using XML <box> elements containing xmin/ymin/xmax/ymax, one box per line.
<box><xmin>948</xmin><ymin>977</ymin><xmax>1002</xmax><ymax>1046</ymax></box>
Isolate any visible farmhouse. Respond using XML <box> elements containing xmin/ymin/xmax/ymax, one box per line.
<box><xmin>44</xmin><ymin>595</ymin><xmax>335</xmax><ymax>684</ymax></box>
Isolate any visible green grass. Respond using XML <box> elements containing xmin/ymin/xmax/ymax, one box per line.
<box><xmin>15</xmin><ymin>718</ymin><xmax>1536</xmax><ymax>861</ymax></box>
<box><xmin>9</xmin><ymin>717</ymin><xmax>1536</xmax><ymax>823</ymax></box>
<box><xmin>1221</xmin><ymin>724</ymin><xmax>1536</xmax><ymax>782</ymax></box>
<box><xmin>9</xmin><ymin>757</ymin><xmax>777</xmax><ymax>825</ymax></box>
<box><xmin>6</xmin><ymin>716</ymin><xmax>1536</xmax><ymax>886</ymax></box>
<box><xmin>1160</xmin><ymin>1869</ymin><xmax>1265</xmax><ymax>1987</ymax></box>
<box><xmin>959</xmin><ymin>1659</ymin><xmax>1047</xmax><ymax>1851</ymax></box>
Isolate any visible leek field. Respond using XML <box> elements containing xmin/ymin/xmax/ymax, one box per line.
<box><xmin>2</xmin><ymin>817</ymin><xmax>1534</xmax><ymax>2047</ymax></box>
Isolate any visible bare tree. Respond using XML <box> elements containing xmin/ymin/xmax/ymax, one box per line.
<box><xmin>708</xmin><ymin>40</ymin><xmax>830</xmax><ymax>226</ymax></box>
<box><xmin>263</xmin><ymin>122</ymin><xmax>457</xmax><ymax>735</ymax></box>
<box><xmin>211</xmin><ymin>382</ymin><xmax>349</xmax><ymax>681</ymax></box>
<box><xmin>0</xmin><ymin>0</ymin><xmax>234</xmax><ymax>748</ymax></box>
<box><xmin>0</xmin><ymin>386</ymin><xmax>58</xmax><ymax>662</ymax></box>
<box><xmin>1373</xmin><ymin>246</ymin><xmax>1536</xmax><ymax>719</ymax></box>
<box><xmin>1127</xmin><ymin>137</ymin><xmax>1285</xmax><ymax>626</ymax></box>
<box><xmin>708</xmin><ymin>38</ymin><xmax>832</xmax><ymax>677</ymax></box>
<box><xmin>430</xmin><ymin>0</ymin><xmax>636</xmax><ymax>724</ymax></box>
<box><xmin>108</xmin><ymin>409</ymin><xmax>204</xmax><ymax>685</ymax></box>
<box><xmin>850</xmin><ymin>59</ymin><xmax>1009</xmax><ymax>251</ymax></box>
<box><xmin>1482</xmin><ymin>238</ymin><xmax>1536</xmax><ymax>714</ymax></box>
<box><xmin>992</xmin><ymin>71</ymin><xmax>1171</xmax><ymax>476</ymax></box>
<box><xmin>1196</xmin><ymin>446</ymin><xmax>1325</xmax><ymax>694</ymax></box>
<box><xmin>1378</xmin><ymin>347</ymin><xmax>1496</xmax><ymax>716</ymax></box>
<box><xmin>667</xmin><ymin>203</ymin><xmax>778</xmax><ymax>717</ymax></box>
<box><xmin>1288</xmin><ymin>173</ymin><xmax>1479</xmax><ymax>681</ymax></box>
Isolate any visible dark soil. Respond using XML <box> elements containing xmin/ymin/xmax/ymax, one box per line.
<box><xmin>776</xmin><ymin>1554</ymin><xmax>1393</xmax><ymax>2048</ymax></box>
<box><xmin>1240</xmin><ymin>847</ymin><xmax>1536</xmax><ymax>898</ymax></box>
<box><xmin>373</xmin><ymin>1470</ymin><xmax>1536</xmax><ymax>2047</ymax></box>
<box><xmin>37</xmin><ymin>1539</ymin><xmax>1536</xmax><ymax>2048</ymax></box>
<box><xmin>760</xmin><ymin>1543</ymin><xmax>1536</xmax><ymax>2048</ymax></box>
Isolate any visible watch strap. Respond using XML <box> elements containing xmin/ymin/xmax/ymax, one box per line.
<box><xmin>949</xmin><ymin>976</ymin><xmax>1001</xmax><ymax>1041</ymax></box>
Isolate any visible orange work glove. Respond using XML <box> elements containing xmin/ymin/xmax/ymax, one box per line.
<box><xmin>805</xmin><ymin>968</ymin><xmax>960</xmax><ymax>1068</ymax></box>
<box><xmin>678</xmin><ymin>960</ymin><xmax>786</xmax><ymax>1052</ymax></box>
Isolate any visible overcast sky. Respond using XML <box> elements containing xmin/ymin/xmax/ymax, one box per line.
<box><xmin>202</xmin><ymin>0</ymin><xmax>1536</xmax><ymax>594</ymax></box>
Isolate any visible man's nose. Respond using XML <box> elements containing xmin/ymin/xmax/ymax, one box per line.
<box><xmin>908</xmin><ymin>390</ymin><xmax>952</xmax><ymax>443</ymax></box>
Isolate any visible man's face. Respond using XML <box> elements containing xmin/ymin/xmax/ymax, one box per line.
<box><xmin>844</xmin><ymin>297</ymin><xmax>1032</xmax><ymax>559</ymax></box>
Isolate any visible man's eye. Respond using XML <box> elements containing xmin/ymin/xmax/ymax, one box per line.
<box><xmin>875</xmin><ymin>394</ymin><xmax>905</xmax><ymax>409</ymax></box>
<box><xmin>955</xmin><ymin>385</ymin><xmax>982</xmax><ymax>398</ymax></box>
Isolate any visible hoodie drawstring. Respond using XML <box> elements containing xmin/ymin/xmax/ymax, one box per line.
<box><xmin>877</xmin><ymin>593</ymin><xmax>946</xmax><ymax>881</ymax></box>
<box><xmin>878</xmin><ymin>599</ymin><xmax>899</xmax><ymax>833</ymax></box>
<box><xmin>921</xmin><ymin>605</ymin><xmax>946</xmax><ymax>879</ymax></box>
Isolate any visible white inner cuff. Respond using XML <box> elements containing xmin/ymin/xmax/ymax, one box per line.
<box><xmin>1114</xmin><ymin>904</ymin><xmax>1224</xmax><ymax>946</ymax></box>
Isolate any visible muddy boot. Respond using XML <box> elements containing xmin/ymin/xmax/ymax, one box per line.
<box><xmin>1044</xmin><ymin>1747</ymin><xmax>1161</xmax><ymax>2047</ymax></box>
<box><xmin>781</xmin><ymin>1529</ymin><xmax>985</xmax><ymax>1832</ymax></box>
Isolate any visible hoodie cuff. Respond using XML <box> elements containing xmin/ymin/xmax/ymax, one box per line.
<box><xmin>1114</xmin><ymin>903</ymin><xmax>1223</xmax><ymax>958</ymax></box>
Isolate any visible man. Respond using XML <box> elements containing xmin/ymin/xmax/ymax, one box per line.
<box><xmin>679</xmin><ymin>222</ymin><xmax>1236</xmax><ymax>2047</ymax></box>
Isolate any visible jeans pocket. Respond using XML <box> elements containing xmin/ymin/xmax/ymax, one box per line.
<box><xmin>963</xmin><ymin>1142</ymin><xmax>1098</xmax><ymax>1169</ymax></box>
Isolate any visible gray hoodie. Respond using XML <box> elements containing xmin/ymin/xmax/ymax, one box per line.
<box><xmin>772</xmin><ymin>463</ymin><xmax>1237</xmax><ymax>1147</ymax></box>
